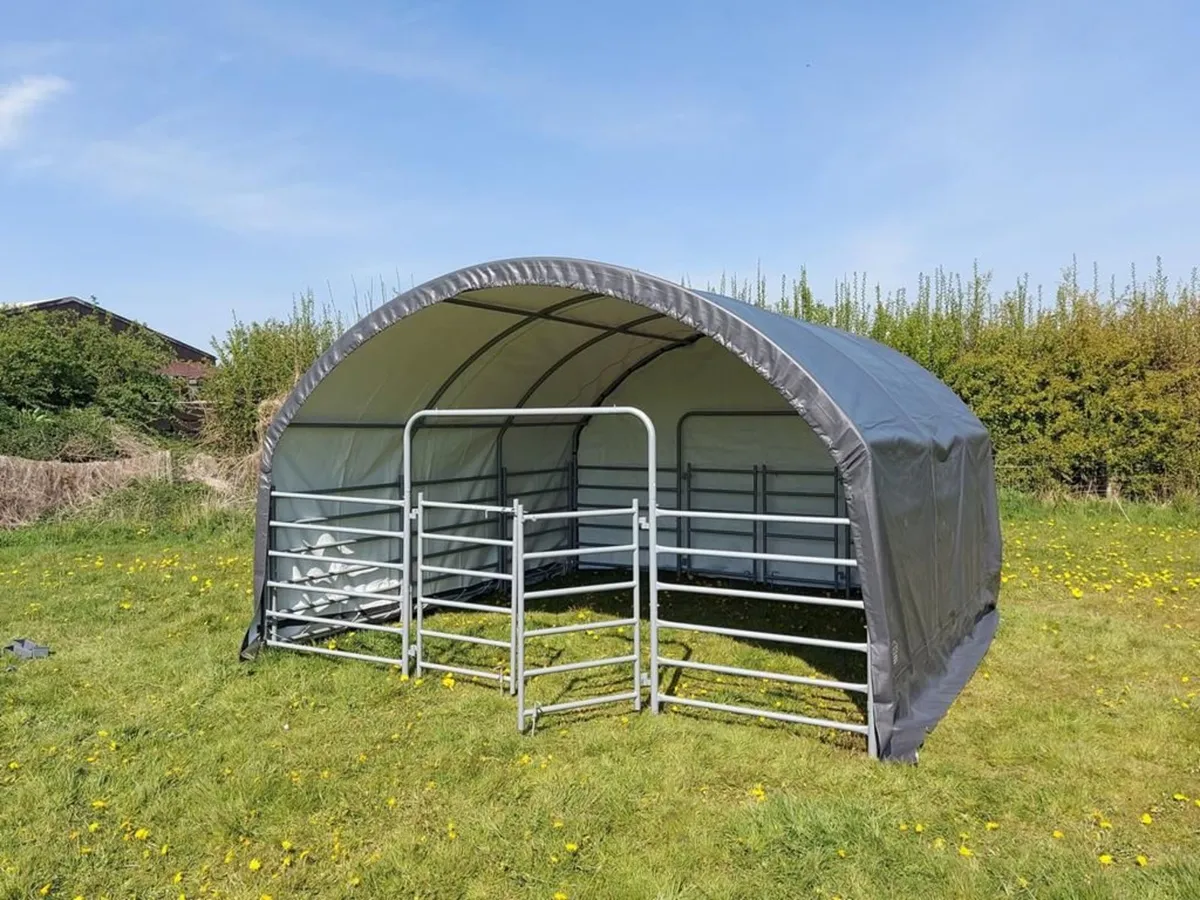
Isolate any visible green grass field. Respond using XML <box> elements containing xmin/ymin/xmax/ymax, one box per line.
<box><xmin>1</xmin><ymin>490</ymin><xmax>1198</xmax><ymax>899</ymax></box>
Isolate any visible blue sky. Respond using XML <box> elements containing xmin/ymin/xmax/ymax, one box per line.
<box><xmin>1</xmin><ymin>0</ymin><xmax>1197</xmax><ymax>349</ymax></box>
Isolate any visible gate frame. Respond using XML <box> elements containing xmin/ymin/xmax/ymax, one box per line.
<box><xmin>401</xmin><ymin>406</ymin><xmax>659</xmax><ymax>687</ymax></box>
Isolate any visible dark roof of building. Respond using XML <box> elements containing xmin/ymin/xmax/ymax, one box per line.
<box><xmin>3</xmin><ymin>296</ymin><xmax>216</xmax><ymax>363</ymax></box>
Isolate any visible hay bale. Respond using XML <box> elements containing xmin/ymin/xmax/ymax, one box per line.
<box><xmin>0</xmin><ymin>452</ymin><xmax>171</xmax><ymax>528</ymax></box>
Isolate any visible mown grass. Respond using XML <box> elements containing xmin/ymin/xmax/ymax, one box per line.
<box><xmin>1</xmin><ymin>490</ymin><xmax>1198</xmax><ymax>899</ymax></box>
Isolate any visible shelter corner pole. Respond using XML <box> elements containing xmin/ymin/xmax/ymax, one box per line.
<box><xmin>400</xmin><ymin>416</ymin><xmax>418</xmax><ymax>678</ymax></box>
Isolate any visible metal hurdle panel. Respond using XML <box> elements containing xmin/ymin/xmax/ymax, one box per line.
<box><xmin>264</xmin><ymin>488</ymin><xmax>409</xmax><ymax>666</ymax></box>
<box><xmin>654</xmin><ymin>507</ymin><xmax>876</xmax><ymax>758</ymax></box>
<box><xmin>414</xmin><ymin>493</ymin><xmax>521</xmax><ymax>690</ymax></box>
<box><xmin>515</xmin><ymin>501</ymin><xmax>643</xmax><ymax>732</ymax></box>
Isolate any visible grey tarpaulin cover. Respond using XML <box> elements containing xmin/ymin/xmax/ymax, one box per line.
<box><xmin>243</xmin><ymin>257</ymin><xmax>1002</xmax><ymax>761</ymax></box>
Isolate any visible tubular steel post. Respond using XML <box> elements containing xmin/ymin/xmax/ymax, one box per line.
<box><xmin>513</xmin><ymin>500</ymin><xmax>525</xmax><ymax>722</ymax></box>
<box><xmin>866</xmin><ymin>653</ymin><xmax>878</xmax><ymax>759</ymax></box>
<box><xmin>401</xmin><ymin>489</ymin><xmax>411</xmax><ymax>678</ymax></box>
<box><xmin>631</xmin><ymin>499</ymin><xmax>642</xmax><ymax>711</ymax></box>
<box><xmin>266</xmin><ymin>489</ymin><xmax>278</xmax><ymax>645</ymax></box>
<box><xmin>414</xmin><ymin>492</ymin><xmax>425</xmax><ymax>678</ymax></box>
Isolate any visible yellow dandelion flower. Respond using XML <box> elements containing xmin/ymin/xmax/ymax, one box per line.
<box><xmin>1098</xmin><ymin>854</ymin><xmax>1113</xmax><ymax>866</ymax></box>
<box><xmin>836</xmin><ymin>848</ymin><xmax>847</xmax><ymax>858</ymax></box>
<box><xmin>39</xmin><ymin>885</ymin><xmax>52</xmax><ymax>897</ymax></box>
<box><xmin>348</xmin><ymin>875</ymin><xmax>361</xmax><ymax>887</ymax></box>
<box><xmin>247</xmin><ymin>858</ymin><xmax>261</xmax><ymax>872</ymax></box>
<box><xmin>1136</xmin><ymin>855</ymin><xmax>1149</xmax><ymax>867</ymax></box>
<box><xmin>1052</xmin><ymin>830</ymin><xmax>1064</xmax><ymax>839</ymax></box>
<box><xmin>440</xmin><ymin>673</ymin><xmax>455</xmax><ymax>689</ymax></box>
<box><xmin>565</xmin><ymin>842</ymin><xmax>579</xmax><ymax>853</ymax></box>
<box><xmin>553</xmin><ymin>893</ymin><xmax>569</xmax><ymax>900</ymax></box>
<box><xmin>985</xmin><ymin>821</ymin><xmax>999</xmax><ymax>831</ymax></box>
<box><xmin>932</xmin><ymin>836</ymin><xmax>946</xmax><ymax>850</ymax></box>
<box><xmin>1140</xmin><ymin>813</ymin><xmax>1152</xmax><ymax>825</ymax></box>
<box><xmin>173</xmin><ymin>872</ymin><xmax>183</xmax><ymax>884</ymax></box>
<box><xmin>958</xmin><ymin>846</ymin><xmax>974</xmax><ymax>858</ymax></box>
<box><xmin>280</xmin><ymin>840</ymin><xmax>292</xmax><ymax>851</ymax></box>
<box><xmin>552</xmin><ymin>819</ymin><xmax>564</xmax><ymax>829</ymax></box>
<box><xmin>898</xmin><ymin>823</ymin><xmax>909</xmax><ymax>831</ymax></box>
<box><xmin>87</xmin><ymin>822</ymin><xmax>100</xmax><ymax>833</ymax></box>
<box><xmin>7</xmin><ymin>760</ymin><xmax>19</xmax><ymax>770</ymax></box>
<box><xmin>914</xmin><ymin>824</ymin><xmax>925</xmax><ymax>833</ymax></box>
<box><xmin>1173</xmin><ymin>793</ymin><xmax>1189</xmax><ymax>801</ymax></box>
<box><xmin>134</xmin><ymin>828</ymin><xmax>150</xmax><ymax>841</ymax></box>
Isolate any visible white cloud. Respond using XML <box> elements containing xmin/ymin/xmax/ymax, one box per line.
<box><xmin>0</xmin><ymin>75</ymin><xmax>69</xmax><ymax>148</ymax></box>
<box><xmin>73</xmin><ymin>125</ymin><xmax>371</xmax><ymax>237</ymax></box>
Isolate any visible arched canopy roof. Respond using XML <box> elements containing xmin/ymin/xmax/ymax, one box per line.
<box><xmin>249</xmin><ymin>257</ymin><xmax>1002</xmax><ymax>761</ymax></box>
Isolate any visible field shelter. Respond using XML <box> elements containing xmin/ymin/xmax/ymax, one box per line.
<box><xmin>241</xmin><ymin>257</ymin><xmax>1002</xmax><ymax>762</ymax></box>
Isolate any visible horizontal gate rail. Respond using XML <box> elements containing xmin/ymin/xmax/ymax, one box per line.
<box><xmin>267</xmin><ymin>609</ymin><xmax>408</xmax><ymax>635</ymax></box>
<box><xmin>265</xmin><ymin>640</ymin><xmax>407</xmax><ymax>668</ymax></box>
<box><xmin>658</xmin><ymin>656</ymin><xmax>868</xmax><ymax>694</ymax></box>
<box><xmin>266</xmin><ymin>579</ymin><xmax>400</xmax><ymax>603</ymax></box>
<box><xmin>524</xmin><ymin>542</ymin><xmax>636</xmax><ymax>561</ymax></box>
<box><xmin>658</xmin><ymin>579</ymin><xmax>864</xmax><ymax>611</ymax></box>
<box><xmin>659</xmin><ymin>507</ymin><xmax>849</xmax><ymax>527</ymax></box>
<box><xmin>268</xmin><ymin>549</ymin><xmax>407</xmax><ymax>573</ymax></box>
<box><xmin>657</xmin><ymin>618</ymin><xmax>868</xmax><ymax>653</ymax></box>
<box><xmin>270</xmin><ymin>489</ymin><xmax>405</xmax><ymax>507</ymax></box>
<box><xmin>662</xmin><ymin>695</ymin><xmax>869</xmax><ymax>736</ymax></box>
<box><xmin>524</xmin><ymin>579</ymin><xmax>636</xmax><ymax>601</ymax></box>
<box><xmin>525</xmin><ymin>617</ymin><xmax>637</xmax><ymax>638</ymax></box>
<box><xmin>269</xmin><ymin>519</ymin><xmax>405</xmax><ymax>540</ymax></box>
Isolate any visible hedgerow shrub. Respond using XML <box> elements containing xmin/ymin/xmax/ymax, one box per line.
<box><xmin>201</xmin><ymin>292</ymin><xmax>341</xmax><ymax>453</ymax></box>
<box><xmin>0</xmin><ymin>308</ymin><xmax>176</xmax><ymax>460</ymax></box>
<box><xmin>714</xmin><ymin>258</ymin><xmax>1200</xmax><ymax>499</ymax></box>
<box><xmin>0</xmin><ymin>405</ymin><xmax>121</xmax><ymax>461</ymax></box>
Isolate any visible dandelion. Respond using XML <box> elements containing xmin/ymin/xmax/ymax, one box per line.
<box><xmin>39</xmin><ymin>885</ymin><xmax>51</xmax><ymax>897</ymax></box>
<box><xmin>280</xmin><ymin>840</ymin><xmax>292</xmax><ymax>851</ymax></box>
<box><xmin>248</xmin><ymin>858</ymin><xmax>262</xmax><ymax>872</ymax></box>
<box><xmin>985</xmin><ymin>821</ymin><xmax>999</xmax><ymax>831</ymax></box>
<box><xmin>1098</xmin><ymin>854</ymin><xmax>1113</xmax><ymax>866</ymax></box>
<box><xmin>173</xmin><ymin>872</ymin><xmax>184</xmax><ymax>883</ymax></box>
<box><xmin>1173</xmin><ymin>793</ymin><xmax>1189</xmax><ymax>801</ymax></box>
<box><xmin>88</xmin><ymin>822</ymin><xmax>100</xmax><ymax>833</ymax></box>
<box><xmin>898</xmin><ymin>823</ymin><xmax>909</xmax><ymax>831</ymax></box>
<box><xmin>441</xmin><ymin>673</ymin><xmax>455</xmax><ymax>689</ymax></box>
<box><xmin>7</xmin><ymin>760</ymin><xmax>20</xmax><ymax>770</ymax></box>
<box><xmin>749</xmin><ymin>783</ymin><xmax>767</xmax><ymax>802</ymax></box>
<box><xmin>1136</xmin><ymin>854</ymin><xmax>1149</xmax><ymax>867</ymax></box>
<box><xmin>553</xmin><ymin>893</ymin><xmax>569</xmax><ymax>900</ymax></box>
<box><xmin>134</xmin><ymin>828</ymin><xmax>151</xmax><ymax>841</ymax></box>
<box><xmin>837</xmin><ymin>848</ymin><xmax>847</xmax><ymax>858</ymax></box>
<box><xmin>565</xmin><ymin>842</ymin><xmax>579</xmax><ymax>853</ymax></box>
<box><xmin>552</xmin><ymin>819</ymin><xmax>564</xmax><ymax>829</ymax></box>
<box><xmin>91</xmin><ymin>800</ymin><xmax>107</xmax><ymax>810</ymax></box>
<box><xmin>958</xmin><ymin>846</ymin><xmax>974</xmax><ymax>858</ymax></box>
<box><xmin>1140</xmin><ymin>813</ymin><xmax>1152</xmax><ymax>825</ymax></box>
<box><xmin>914</xmin><ymin>824</ymin><xmax>925</xmax><ymax>833</ymax></box>
<box><xmin>1052</xmin><ymin>830</ymin><xmax>1064</xmax><ymax>839</ymax></box>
